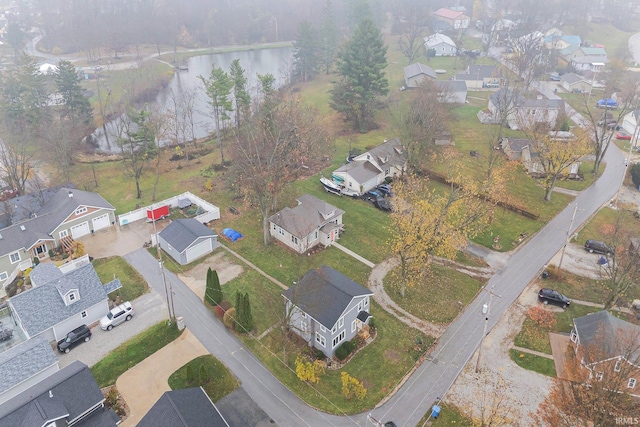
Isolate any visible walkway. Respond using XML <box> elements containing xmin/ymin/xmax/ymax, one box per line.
<box><xmin>510</xmin><ymin>345</ymin><xmax>553</xmax><ymax>360</ymax></box>
<box><xmin>330</xmin><ymin>242</ymin><xmax>375</xmax><ymax>267</ymax></box>
<box><xmin>549</xmin><ymin>332</ymin><xmax>571</xmax><ymax>380</ymax></box>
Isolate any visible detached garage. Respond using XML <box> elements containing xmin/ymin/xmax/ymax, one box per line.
<box><xmin>158</xmin><ymin>218</ymin><xmax>218</xmax><ymax>265</ymax></box>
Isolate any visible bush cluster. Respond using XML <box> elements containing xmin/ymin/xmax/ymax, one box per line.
<box><xmin>335</xmin><ymin>340</ymin><xmax>357</xmax><ymax>361</ymax></box>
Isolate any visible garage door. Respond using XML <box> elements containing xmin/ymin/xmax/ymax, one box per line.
<box><xmin>70</xmin><ymin>222</ymin><xmax>90</xmax><ymax>239</ymax></box>
<box><xmin>186</xmin><ymin>239</ymin><xmax>212</xmax><ymax>263</ymax></box>
<box><xmin>92</xmin><ymin>214</ymin><xmax>111</xmax><ymax>231</ymax></box>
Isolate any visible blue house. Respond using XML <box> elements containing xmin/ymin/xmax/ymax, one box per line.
<box><xmin>282</xmin><ymin>266</ymin><xmax>373</xmax><ymax>358</ymax></box>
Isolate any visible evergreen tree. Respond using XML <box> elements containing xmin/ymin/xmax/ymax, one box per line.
<box><xmin>292</xmin><ymin>20</ymin><xmax>319</xmax><ymax>83</ymax></box>
<box><xmin>55</xmin><ymin>60</ymin><xmax>93</xmax><ymax>124</ymax></box>
<box><xmin>329</xmin><ymin>19</ymin><xmax>388</xmax><ymax>132</ymax></box>
<box><xmin>319</xmin><ymin>0</ymin><xmax>339</xmax><ymax>74</ymax></box>
<box><xmin>199</xmin><ymin>64</ymin><xmax>233</xmax><ymax>164</ymax></box>
<box><xmin>229</xmin><ymin>59</ymin><xmax>251</xmax><ymax>131</ymax></box>
<box><xmin>235</xmin><ymin>291</ymin><xmax>244</xmax><ymax>330</ymax></box>
<box><xmin>243</xmin><ymin>292</ymin><xmax>253</xmax><ymax>331</ymax></box>
<box><xmin>204</xmin><ymin>268</ymin><xmax>223</xmax><ymax>306</ymax></box>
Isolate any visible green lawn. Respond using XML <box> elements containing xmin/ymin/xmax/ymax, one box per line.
<box><xmin>416</xmin><ymin>402</ymin><xmax>473</xmax><ymax>426</ymax></box>
<box><xmin>168</xmin><ymin>355</ymin><xmax>239</xmax><ymax>402</ymax></box>
<box><xmin>554</xmin><ymin>161</ymin><xmax>599</xmax><ymax>191</ymax></box>
<box><xmin>93</xmin><ymin>256</ymin><xmax>148</xmax><ymax>301</ymax></box>
<box><xmin>509</xmin><ymin>349</ymin><xmax>557</xmax><ymax>377</ymax></box>
<box><xmin>384</xmin><ymin>264</ymin><xmax>485</xmax><ymax>324</ymax></box>
<box><xmin>91</xmin><ymin>322</ymin><xmax>182</xmax><ymax>387</ymax></box>
<box><xmin>240</xmin><ymin>300</ymin><xmax>434</xmax><ymax>414</ymax></box>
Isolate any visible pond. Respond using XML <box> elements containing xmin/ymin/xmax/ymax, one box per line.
<box><xmin>90</xmin><ymin>46</ymin><xmax>293</xmax><ymax>153</ymax></box>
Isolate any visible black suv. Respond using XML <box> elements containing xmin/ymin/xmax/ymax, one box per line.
<box><xmin>57</xmin><ymin>324</ymin><xmax>92</xmax><ymax>353</ymax></box>
<box><xmin>538</xmin><ymin>288</ymin><xmax>571</xmax><ymax>308</ymax></box>
<box><xmin>584</xmin><ymin>239</ymin><xmax>614</xmax><ymax>255</ymax></box>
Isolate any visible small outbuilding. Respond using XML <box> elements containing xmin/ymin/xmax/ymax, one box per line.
<box><xmin>158</xmin><ymin>218</ymin><xmax>218</xmax><ymax>265</ymax></box>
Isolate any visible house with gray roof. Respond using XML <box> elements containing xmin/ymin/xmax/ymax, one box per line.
<box><xmin>8</xmin><ymin>262</ymin><xmax>120</xmax><ymax>342</ymax></box>
<box><xmin>403</xmin><ymin>63</ymin><xmax>436</xmax><ymax>89</ymax></box>
<box><xmin>138</xmin><ymin>387</ymin><xmax>230</xmax><ymax>427</ymax></box>
<box><xmin>423</xmin><ymin>33</ymin><xmax>457</xmax><ymax>56</ymax></box>
<box><xmin>570</xmin><ymin>311</ymin><xmax>640</xmax><ymax>397</ymax></box>
<box><xmin>571</xmin><ymin>55</ymin><xmax>608</xmax><ymax>72</ymax></box>
<box><xmin>622</xmin><ymin>109</ymin><xmax>640</xmax><ymax>137</ymax></box>
<box><xmin>0</xmin><ymin>361</ymin><xmax>118</xmax><ymax>426</ymax></box>
<box><xmin>454</xmin><ymin>64</ymin><xmax>502</xmax><ymax>89</ymax></box>
<box><xmin>0</xmin><ymin>336</ymin><xmax>59</xmax><ymax>404</ymax></box>
<box><xmin>435</xmin><ymin>80</ymin><xmax>467</xmax><ymax>103</ymax></box>
<box><xmin>0</xmin><ymin>187</ymin><xmax>115</xmax><ymax>297</ymax></box>
<box><xmin>488</xmin><ymin>88</ymin><xmax>565</xmax><ymax>130</ymax></box>
<box><xmin>332</xmin><ymin>138</ymin><xmax>406</xmax><ymax>195</ymax></box>
<box><xmin>269</xmin><ymin>194</ymin><xmax>344</xmax><ymax>254</ymax></box>
<box><xmin>560</xmin><ymin>72</ymin><xmax>592</xmax><ymax>93</ymax></box>
<box><xmin>158</xmin><ymin>218</ymin><xmax>218</xmax><ymax>265</ymax></box>
<box><xmin>282</xmin><ymin>265</ymin><xmax>373</xmax><ymax>358</ymax></box>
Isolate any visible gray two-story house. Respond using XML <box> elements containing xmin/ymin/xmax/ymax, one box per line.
<box><xmin>282</xmin><ymin>266</ymin><xmax>373</xmax><ymax>358</ymax></box>
<box><xmin>0</xmin><ymin>187</ymin><xmax>115</xmax><ymax>296</ymax></box>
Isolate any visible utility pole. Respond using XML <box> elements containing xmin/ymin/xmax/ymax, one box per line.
<box><xmin>150</xmin><ymin>208</ymin><xmax>173</xmax><ymax>324</ymax></box>
<box><xmin>475</xmin><ymin>285</ymin><xmax>502</xmax><ymax>373</ymax></box>
<box><xmin>558</xmin><ymin>203</ymin><xmax>578</xmax><ymax>271</ymax></box>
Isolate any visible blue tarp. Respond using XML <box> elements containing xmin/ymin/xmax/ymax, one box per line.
<box><xmin>222</xmin><ymin>228</ymin><xmax>243</xmax><ymax>242</ymax></box>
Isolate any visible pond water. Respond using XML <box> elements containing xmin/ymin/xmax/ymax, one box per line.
<box><xmin>91</xmin><ymin>46</ymin><xmax>293</xmax><ymax>153</ymax></box>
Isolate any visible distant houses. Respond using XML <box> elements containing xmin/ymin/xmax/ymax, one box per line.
<box><xmin>454</xmin><ymin>65</ymin><xmax>502</xmax><ymax>90</ymax></box>
<box><xmin>432</xmin><ymin>8</ymin><xmax>470</xmax><ymax>30</ymax></box>
<box><xmin>487</xmin><ymin>88</ymin><xmax>565</xmax><ymax>130</ymax></box>
<box><xmin>403</xmin><ymin>63</ymin><xmax>436</xmax><ymax>89</ymax></box>
<box><xmin>423</xmin><ymin>33</ymin><xmax>457</xmax><ymax>57</ymax></box>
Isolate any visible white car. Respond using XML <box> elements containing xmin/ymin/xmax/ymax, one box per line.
<box><xmin>100</xmin><ymin>302</ymin><xmax>134</xmax><ymax>331</ymax></box>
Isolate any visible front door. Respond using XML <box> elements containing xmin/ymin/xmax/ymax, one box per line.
<box><xmin>33</xmin><ymin>243</ymin><xmax>48</xmax><ymax>259</ymax></box>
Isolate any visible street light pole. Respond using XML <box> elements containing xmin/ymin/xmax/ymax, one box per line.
<box><xmin>558</xmin><ymin>203</ymin><xmax>578</xmax><ymax>271</ymax></box>
<box><xmin>475</xmin><ymin>285</ymin><xmax>502</xmax><ymax>373</ymax></box>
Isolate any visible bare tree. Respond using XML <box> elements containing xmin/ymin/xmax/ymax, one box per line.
<box><xmin>394</xmin><ymin>0</ymin><xmax>429</xmax><ymax>63</ymax></box>
<box><xmin>504</xmin><ymin>32</ymin><xmax>545</xmax><ymax>91</ymax></box>
<box><xmin>0</xmin><ymin>140</ymin><xmax>34</xmax><ymax>196</ymax></box>
<box><xmin>118</xmin><ymin>109</ymin><xmax>158</xmax><ymax>199</ymax></box>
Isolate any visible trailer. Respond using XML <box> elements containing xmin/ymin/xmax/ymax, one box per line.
<box><xmin>147</xmin><ymin>205</ymin><xmax>169</xmax><ymax>221</ymax></box>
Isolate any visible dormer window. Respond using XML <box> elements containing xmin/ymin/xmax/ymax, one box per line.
<box><xmin>69</xmin><ymin>293</ymin><xmax>76</xmax><ymax>301</ymax></box>
<box><xmin>64</xmin><ymin>290</ymin><xmax>80</xmax><ymax>305</ymax></box>
<box><xmin>75</xmin><ymin>207</ymin><xmax>87</xmax><ymax>215</ymax></box>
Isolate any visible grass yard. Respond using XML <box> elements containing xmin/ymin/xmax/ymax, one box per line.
<box><xmin>577</xmin><ymin>208</ymin><xmax>640</xmax><ymax>252</ymax></box>
<box><xmin>537</xmin><ymin>271</ymin><xmax>609</xmax><ymax>304</ymax></box>
<box><xmin>562</xmin><ymin>22</ymin><xmax>637</xmax><ymax>59</ymax></box>
<box><xmin>416</xmin><ymin>402</ymin><xmax>473</xmax><ymax>426</ymax></box>
<box><xmin>554</xmin><ymin>161</ymin><xmax>599</xmax><ymax>191</ymax></box>
<box><xmin>168</xmin><ymin>355</ymin><xmax>239</xmax><ymax>402</ymax></box>
<box><xmin>91</xmin><ymin>322</ymin><xmax>182</xmax><ymax>387</ymax></box>
<box><xmin>240</xmin><ymin>300</ymin><xmax>434</xmax><ymax>414</ymax></box>
<box><xmin>385</xmin><ymin>264</ymin><xmax>485</xmax><ymax>324</ymax></box>
<box><xmin>509</xmin><ymin>349</ymin><xmax>557</xmax><ymax>377</ymax></box>
<box><xmin>93</xmin><ymin>256</ymin><xmax>148</xmax><ymax>302</ymax></box>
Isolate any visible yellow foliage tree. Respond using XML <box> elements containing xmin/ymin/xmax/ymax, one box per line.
<box><xmin>389</xmin><ymin>170</ymin><xmax>489</xmax><ymax>297</ymax></box>
<box><xmin>295</xmin><ymin>357</ymin><xmax>324</xmax><ymax>384</ymax></box>
<box><xmin>341</xmin><ymin>372</ymin><xmax>367</xmax><ymax>400</ymax></box>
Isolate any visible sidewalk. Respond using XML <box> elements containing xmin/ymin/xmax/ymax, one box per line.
<box><xmin>116</xmin><ymin>328</ymin><xmax>208</xmax><ymax>427</ymax></box>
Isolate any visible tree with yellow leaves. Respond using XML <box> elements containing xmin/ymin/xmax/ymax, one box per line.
<box><xmin>389</xmin><ymin>168</ymin><xmax>490</xmax><ymax>297</ymax></box>
<box><xmin>341</xmin><ymin>372</ymin><xmax>367</xmax><ymax>400</ymax></box>
<box><xmin>522</xmin><ymin>126</ymin><xmax>593</xmax><ymax>201</ymax></box>
<box><xmin>295</xmin><ymin>357</ymin><xmax>325</xmax><ymax>384</ymax></box>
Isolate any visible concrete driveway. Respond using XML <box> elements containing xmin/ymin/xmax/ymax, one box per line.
<box><xmin>77</xmin><ymin>219</ymin><xmax>169</xmax><ymax>258</ymax></box>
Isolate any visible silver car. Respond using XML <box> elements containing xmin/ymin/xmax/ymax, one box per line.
<box><xmin>100</xmin><ymin>302</ymin><xmax>134</xmax><ymax>330</ymax></box>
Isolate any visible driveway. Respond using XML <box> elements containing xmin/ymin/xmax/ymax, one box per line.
<box><xmin>56</xmin><ymin>291</ymin><xmax>167</xmax><ymax>369</ymax></box>
<box><xmin>77</xmin><ymin>219</ymin><xmax>169</xmax><ymax>259</ymax></box>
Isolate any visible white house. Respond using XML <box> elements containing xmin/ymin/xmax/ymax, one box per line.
<box><xmin>332</xmin><ymin>138</ymin><xmax>407</xmax><ymax>195</ymax></box>
<box><xmin>157</xmin><ymin>218</ymin><xmax>218</xmax><ymax>265</ymax></box>
<box><xmin>424</xmin><ymin>33</ymin><xmax>457</xmax><ymax>56</ymax></box>
<box><xmin>571</xmin><ymin>56</ymin><xmax>608</xmax><ymax>72</ymax></box>
<box><xmin>622</xmin><ymin>110</ymin><xmax>640</xmax><ymax>141</ymax></box>
<box><xmin>488</xmin><ymin>88</ymin><xmax>565</xmax><ymax>130</ymax></box>
<box><xmin>269</xmin><ymin>195</ymin><xmax>344</xmax><ymax>254</ymax></box>
<box><xmin>403</xmin><ymin>63</ymin><xmax>436</xmax><ymax>89</ymax></box>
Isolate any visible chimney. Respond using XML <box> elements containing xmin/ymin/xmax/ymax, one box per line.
<box><xmin>20</xmin><ymin>225</ymin><xmax>26</xmax><ymax>231</ymax></box>
<box><xmin>49</xmin><ymin>390</ymin><xmax>53</xmax><ymax>398</ymax></box>
<box><xmin>68</xmin><ymin>191</ymin><xmax>73</xmax><ymax>198</ymax></box>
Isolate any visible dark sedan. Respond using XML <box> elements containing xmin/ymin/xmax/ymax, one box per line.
<box><xmin>538</xmin><ymin>288</ymin><xmax>571</xmax><ymax>308</ymax></box>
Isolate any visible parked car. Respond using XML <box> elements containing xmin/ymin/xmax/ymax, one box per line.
<box><xmin>538</xmin><ymin>288</ymin><xmax>571</xmax><ymax>308</ymax></box>
<box><xmin>616</xmin><ymin>133</ymin><xmax>632</xmax><ymax>140</ymax></box>
<box><xmin>366</xmin><ymin>190</ymin><xmax>381</xmax><ymax>199</ymax></box>
<box><xmin>100</xmin><ymin>302</ymin><xmax>134</xmax><ymax>331</ymax></box>
<box><xmin>374</xmin><ymin>196</ymin><xmax>392</xmax><ymax>212</ymax></box>
<box><xmin>376</xmin><ymin>184</ymin><xmax>393</xmax><ymax>196</ymax></box>
<box><xmin>57</xmin><ymin>324</ymin><xmax>92</xmax><ymax>353</ymax></box>
<box><xmin>584</xmin><ymin>239</ymin><xmax>614</xmax><ymax>255</ymax></box>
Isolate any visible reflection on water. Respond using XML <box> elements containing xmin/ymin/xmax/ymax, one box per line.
<box><xmin>90</xmin><ymin>47</ymin><xmax>292</xmax><ymax>153</ymax></box>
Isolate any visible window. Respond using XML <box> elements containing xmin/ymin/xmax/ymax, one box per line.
<box><xmin>332</xmin><ymin>325</ymin><xmax>337</xmax><ymax>334</ymax></box>
<box><xmin>69</xmin><ymin>292</ymin><xmax>76</xmax><ymax>301</ymax></box>
<box><xmin>75</xmin><ymin>207</ymin><xmax>87</xmax><ymax>215</ymax></box>
<box><xmin>59</xmin><ymin>230</ymin><xmax>69</xmax><ymax>239</ymax></box>
<box><xmin>291</xmin><ymin>235</ymin><xmax>298</xmax><ymax>244</ymax></box>
<box><xmin>338</xmin><ymin>317</ymin><xmax>344</xmax><ymax>328</ymax></box>
<box><xmin>278</xmin><ymin>227</ymin><xmax>285</xmax><ymax>236</ymax></box>
<box><xmin>300</xmin><ymin>312</ymin><xmax>306</xmax><ymax>318</ymax></box>
<box><xmin>320</xmin><ymin>325</ymin><xmax>326</xmax><ymax>333</ymax></box>
<box><xmin>628</xmin><ymin>378</ymin><xmax>637</xmax><ymax>389</ymax></box>
<box><xmin>272</xmin><ymin>224</ymin><xmax>276</xmax><ymax>230</ymax></box>
<box><xmin>9</xmin><ymin>252</ymin><xmax>20</xmax><ymax>264</ymax></box>
<box><xmin>0</xmin><ymin>272</ymin><xmax>7</xmax><ymax>281</ymax></box>
<box><xmin>81</xmin><ymin>311</ymin><xmax>87</xmax><ymax>318</ymax></box>
<box><xmin>312</xmin><ymin>231</ymin><xmax>318</xmax><ymax>240</ymax></box>
<box><xmin>300</xmin><ymin>320</ymin><xmax>307</xmax><ymax>333</ymax></box>
<box><xmin>332</xmin><ymin>330</ymin><xmax>346</xmax><ymax>348</ymax></box>
<box><xmin>358</xmin><ymin>301</ymin><xmax>363</xmax><ymax>312</ymax></box>
<box><xmin>316</xmin><ymin>332</ymin><xmax>326</xmax><ymax>347</ymax></box>
<box><xmin>364</xmin><ymin>297</ymin><xmax>369</xmax><ymax>307</ymax></box>
<box><xmin>614</xmin><ymin>359</ymin><xmax>621</xmax><ymax>372</ymax></box>
<box><xmin>351</xmin><ymin>320</ymin><xmax>357</xmax><ymax>333</ymax></box>
<box><xmin>596</xmin><ymin>372</ymin><xmax>603</xmax><ymax>381</ymax></box>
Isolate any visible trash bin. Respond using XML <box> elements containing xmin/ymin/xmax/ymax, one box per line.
<box><xmin>542</xmin><ymin>271</ymin><xmax>549</xmax><ymax>279</ymax></box>
<box><xmin>431</xmin><ymin>404</ymin><xmax>441</xmax><ymax>419</ymax></box>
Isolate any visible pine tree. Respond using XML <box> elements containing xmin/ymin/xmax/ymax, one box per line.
<box><xmin>199</xmin><ymin>64</ymin><xmax>233</xmax><ymax>164</ymax></box>
<box><xmin>205</xmin><ymin>268</ymin><xmax>223</xmax><ymax>305</ymax></box>
<box><xmin>243</xmin><ymin>292</ymin><xmax>253</xmax><ymax>331</ymax></box>
<box><xmin>318</xmin><ymin>0</ymin><xmax>339</xmax><ymax>74</ymax></box>
<box><xmin>55</xmin><ymin>60</ymin><xmax>93</xmax><ymax>124</ymax></box>
<box><xmin>329</xmin><ymin>19</ymin><xmax>389</xmax><ymax>132</ymax></box>
<box><xmin>229</xmin><ymin>59</ymin><xmax>250</xmax><ymax>131</ymax></box>
<box><xmin>292</xmin><ymin>20</ymin><xmax>319</xmax><ymax>83</ymax></box>
<box><xmin>235</xmin><ymin>292</ymin><xmax>244</xmax><ymax>331</ymax></box>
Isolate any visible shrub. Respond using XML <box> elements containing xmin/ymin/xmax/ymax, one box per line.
<box><xmin>631</xmin><ymin>163</ymin><xmax>640</xmax><ymax>187</ymax></box>
<box><xmin>341</xmin><ymin>372</ymin><xmax>367</xmax><ymax>400</ymax></box>
<box><xmin>106</xmin><ymin>387</ymin><xmax>119</xmax><ymax>406</ymax></box>
<box><xmin>313</xmin><ymin>348</ymin><xmax>326</xmax><ymax>360</ymax></box>
<box><xmin>335</xmin><ymin>340</ymin><xmax>356</xmax><ymax>361</ymax></box>
<box><xmin>527</xmin><ymin>306</ymin><xmax>556</xmax><ymax>329</ymax></box>
<box><xmin>368</xmin><ymin>318</ymin><xmax>376</xmax><ymax>330</ymax></box>
<box><xmin>223</xmin><ymin>308</ymin><xmax>236</xmax><ymax>330</ymax></box>
<box><xmin>295</xmin><ymin>356</ymin><xmax>325</xmax><ymax>383</ymax></box>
